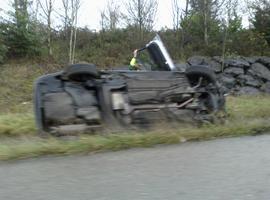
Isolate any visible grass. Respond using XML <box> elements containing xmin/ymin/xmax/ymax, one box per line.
<box><xmin>0</xmin><ymin>113</ymin><xmax>36</xmax><ymax>137</ymax></box>
<box><xmin>0</xmin><ymin>117</ymin><xmax>270</xmax><ymax>160</ymax></box>
<box><xmin>0</xmin><ymin>62</ymin><xmax>61</xmax><ymax>113</ymax></box>
<box><xmin>1</xmin><ymin>63</ymin><xmax>270</xmax><ymax>160</ymax></box>
<box><xmin>0</xmin><ymin>95</ymin><xmax>269</xmax><ymax>160</ymax></box>
<box><xmin>227</xmin><ymin>95</ymin><xmax>270</xmax><ymax>119</ymax></box>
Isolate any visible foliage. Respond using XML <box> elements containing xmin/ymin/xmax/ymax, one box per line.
<box><xmin>4</xmin><ymin>22</ymin><xmax>42</xmax><ymax>57</ymax></box>
<box><xmin>251</xmin><ymin>0</ymin><xmax>270</xmax><ymax>46</ymax></box>
<box><xmin>2</xmin><ymin>0</ymin><xmax>43</xmax><ymax>58</ymax></box>
<box><xmin>0</xmin><ymin>28</ymin><xmax>7</xmax><ymax>64</ymax></box>
<box><xmin>0</xmin><ymin>0</ymin><xmax>269</xmax><ymax>65</ymax></box>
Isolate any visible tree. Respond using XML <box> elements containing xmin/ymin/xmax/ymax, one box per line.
<box><xmin>172</xmin><ymin>0</ymin><xmax>181</xmax><ymax>31</ymax></box>
<box><xmin>0</xmin><ymin>24</ymin><xmax>7</xmax><ymax>64</ymax></box>
<box><xmin>124</xmin><ymin>0</ymin><xmax>158</xmax><ymax>41</ymax></box>
<box><xmin>0</xmin><ymin>12</ymin><xmax>8</xmax><ymax>63</ymax></box>
<box><xmin>59</xmin><ymin>0</ymin><xmax>81</xmax><ymax>64</ymax></box>
<box><xmin>4</xmin><ymin>0</ymin><xmax>41</xmax><ymax>57</ymax></box>
<box><xmin>38</xmin><ymin>0</ymin><xmax>54</xmax><ymax>56</ymax></box>
<box><xmin>172</xmin><ymin>0</ymin><xmax>190</xmax><ymax>58</ymax></box>
<box><xmin>220</xmin><ymin>0</ymin><xmax>242</xmax><ymax>69</ymax></box>
<box><xmin>189</xmin><ymin>0</ymin><xmax>224</xmax><ymax>45</ymax></box>
<box><xmin>61</xmin><ymin>0</ymin><xmax>70</xmax><ymax>39</ymax></box>
<box><xmin>251</xmin><ymin>0</ymin><xmax>270</xmax><ymax>45</ymax></box>
<box><xmin>69</xmin><ymin>0</ymin><xmax>80</xmax><ymax>64</ymax></box>
<box><xmin>100</xmin><ymin>0</ymin><xmax>120</xmax><ymax>31</ymax></box>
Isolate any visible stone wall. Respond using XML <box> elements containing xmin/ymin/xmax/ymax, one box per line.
<box><xmin>180</xmin><ymin>56</ymin><xmax>270</xmax><ymax>95</ymax></box>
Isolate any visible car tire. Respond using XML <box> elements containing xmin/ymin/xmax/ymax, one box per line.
<box><xmin>62</xmin><ymin>64</ymin><xmax>99</xmax><ymax>81</ymax></box>
<box><xmin>185</xmin><ymin>65</ymin><xmax>217</xmax><ymax>86</ymax></box>
<box><xmin>34</xmin><ymin>80</ymin><xmax>48</xmax><ymax>135</ymax></box>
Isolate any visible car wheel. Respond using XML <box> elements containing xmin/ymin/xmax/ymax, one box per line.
<box><xmin>62</xmin><ymin>64</ymin><xmax>99</xmax><ymax>81</ymax></box>
<box><xmin>185</xmin><ymin>65</ymin><xmax>217</xmax><ymax>86</ymax></box>
<box><xmin>186</xmin><ymin>66</ymin><xmax>226</xmax><ymax>120</ymax></box>
<box><xmin>34</xmin><ymin>81</ymin><xmax>48</xmax><ymax>136</ymax></box>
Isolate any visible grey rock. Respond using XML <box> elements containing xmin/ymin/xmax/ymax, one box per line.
<box><xmin>187</xmin><ymin>56</ymin><xmax>204</xmax><ymax>65</ymax></box>
<box><xmin>224</xmin><ymin>67</ymin><xmax>244</xmax><ymax>76</ymax></box>
<box><xmin>218</xmin><ymin>74</ymin><xmax>236</xmax><ymax>89</ymax></box>
<box><xmin>184</xmin><ymin>57</ymin><xmax>270</xmax><ymax>94</ymax></box>
<box><xmin>258</xmin><ymin>57</ymin><xmax>270</xmax><ymax>67</ymax></box>
<box><xmin>243</xmin><ymin>57</ymin><xmax>260</xmax><ymax>64</ymax></box>
<box><xmin>187</xmin><ymin>56</ymin><xmax>210</xmax><ymax>66</ymax></box>
<box><xmin>185</xmin><ymin>60</ymin><xmax>222</xmax><ymax>73</ymax></box>
<box><xmin>212</xmin><ymin>56</ymin><xmax>223</xmax><ymax>63</ymax></box>
<box><xmin>224</xmin><ymin>58</ymin><xmax>250</xmax><ymax>68</ymax></box>
<box><xmin>237</xmin><ymin>74</ymin><xmax>262</xmax><ymax>88</ymax></box>
<box><xmin>236</xmin><ymin>86</ymin><xmax>261</xmax><ymax>95</ymax></box>
<box><xmin>209</xmin><ymin>60</ymin><xmax>222</xmax><ymax>73</ymax></box>
<box><xmin>249</xmin><ymin>63</ymin><xmax>270</xmax><ymax>81</ymax></box>
<box><xmin>261</xmin><ymin>81</ymin><xmax>270</xmax><ymax>93</ymax></box>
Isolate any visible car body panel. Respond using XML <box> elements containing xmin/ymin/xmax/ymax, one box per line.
<box><xmin>34</xmin><ymin>36</ymin><xmax>225</xmax><ymax>135</ymax></box>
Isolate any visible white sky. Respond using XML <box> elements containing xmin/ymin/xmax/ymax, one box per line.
<box><xmin>0</xmin><ymin>0</ymin><xmax>176</xmax><ymax>30</ymax></box>
<box><xmin>1</xmin><ymin>0</ymin><xmax>249</xmax><ymax>30</ymax></box>
<box><xmin>77</xmin><ymin>0</ymin><xmax>175</xmax><ymax>30</ymax></box>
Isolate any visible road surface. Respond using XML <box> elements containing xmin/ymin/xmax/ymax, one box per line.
<box><xmin>1</xmin><ymin>135</ymin><xmax>270</xmax><ymax>200</ymax></box>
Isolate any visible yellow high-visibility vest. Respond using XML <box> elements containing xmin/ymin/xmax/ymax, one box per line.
<box><xmin>130</xmin><ymin>57</ymin><xmax>137</xmax><ymax>67</ymax></box>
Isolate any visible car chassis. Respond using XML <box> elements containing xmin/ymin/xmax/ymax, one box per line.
<box><xmin>34</xmin><ymin>35</ymin><xmax>225</xmax><ymax>135</ymax></box>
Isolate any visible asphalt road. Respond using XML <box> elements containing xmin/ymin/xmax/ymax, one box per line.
<box><xmin>1</xmin><ymin>135</ymin><xmax>270</xmax><ymax>200</ymax></box>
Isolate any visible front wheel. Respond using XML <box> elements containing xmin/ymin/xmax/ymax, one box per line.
<box><xmin>33</xmin><ymin>81</ymin><xmax>48</xmax><ymax>136</ymax></box>
<box><xmin>185</xmin><ymin>65</ymin><xmax>226</xmax><ymax>121</ymax></box>
<box><xmin>62</xmin><ymin>64</ymin><xmax>99</xmax><ymax>82</ymax></box>
<box><xmin>185</xmin><ymin>65</ymin><xmax>217</xmax><ymax>87</ymax></box>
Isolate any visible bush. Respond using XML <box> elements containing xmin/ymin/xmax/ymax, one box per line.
<box><xmin>0</xmin><ymin>38</ymin><xmax>7</xmax><ymax>64</ymax></box>
<box><xmin>0</xmin><ymin>24</ymin><xmax>7</xmax><ymax>64</ymax></box>
<box><xmin>4</xmin><ymin>22</ymin><xmax>42</xmax><ymax>58</ymax></box>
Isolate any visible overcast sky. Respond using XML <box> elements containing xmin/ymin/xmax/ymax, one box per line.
<box><xmin>1</xmin><ymin>0</ymin><xmax>249</xmax><ymax>30</ymax></box>
<box><xmin>78</xmin><ymin>0</ymin><xmax>176</xmax><ymax>30</ymax></box>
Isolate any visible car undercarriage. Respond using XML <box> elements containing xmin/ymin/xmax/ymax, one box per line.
<box><xmin>34</xmin><ymin>35</ymin><xmax>225</xmax><ymax>135</ymax></box>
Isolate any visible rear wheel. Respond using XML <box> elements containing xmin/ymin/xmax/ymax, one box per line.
<box><xmin>185</xmin><ymin>65</ymin><xmax>217</xmax><ymax>87</ymax></box>
<box><xmin>186</xmin><ymin>65</ymin><xmax>225</xmax><ymax>122</ymax></box>
<box><xmin>34</xmin><ymin>82</ymin><xmax>48</xmax><ymax>136</ymax></box>
<box><xmin>62</xmin><ymin>64</ymin><xmax>99</xmax><ymax>81</ymax></box>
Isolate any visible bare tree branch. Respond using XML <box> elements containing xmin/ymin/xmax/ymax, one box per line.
<box><xmin>124</xmin><ymin>0</ymin><xmax>158</xmax><ymax>40</ymax></box>
<box><xmin>37</xmin><ymin>0</ymin><xmax>54</xmax><ymax>56</ymax></box>
<box><xmin>100</xmin><ymin>0</ymin><xmax>120</xmax><ymax>31</ymax></box>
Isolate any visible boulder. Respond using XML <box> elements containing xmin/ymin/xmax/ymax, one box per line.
<box><xmin>185</xmin><ymin>56</ymin><xmax>270</xmax><ymax>95</ymax></box>
<box><xmin>224</xmin><ymin>67</ymin><xmax>244</xmax><ymax>76</ymax></box>
<box><xmin>236</xmin><ymin>86</ymin><xmax>261</xmax><ymax>95</ymax></box>
<box><xmin>218</xmin><ymin>74</ymin><xmax>236</xmax><ymax>89</ymax></box>
<box><xmin>187</xmin><ymin>56</ymin><xmax>210</xmax><ymax>66</ymax></box>
<box><xmin>248</xmin><ymin>63</ymin><xmax>270</xmax><ymax>81</ymax></box>
<box><xmin>212</xmin><ymin>56</ymin><xmax>223</xmax><ymax>63</ymax></box>
<box><xmin>185</xmin><ymin>60</ymin><xmax>222</xmax><ymax>73</ymax></box>
<box><xmin>237</xmin><ymin>74</ymin><xmax>262</xmax><ymax>88</ymax></box>
<box><xmin>208</xmin><ymin>60</ymin><xmax>222</xmax><ymax>73</ymax></box>
<box><xmin>224</xmin><ymin>58</ymin><xmax>250</xmax><ymax>68</ymax></box>
<box><xmin>261</xmin><ymin>81</ymin><xmax>270</xmax><ymax>93</ymax></box>
<box><xmin>258</xmin><ymin>57</ymin><xmax>270</xmax><ymax>67</ymax></box>
<box><xmin>243</xmin><ymin>57</ymin><xmax>260</xmax><ymax>64</ymax></box>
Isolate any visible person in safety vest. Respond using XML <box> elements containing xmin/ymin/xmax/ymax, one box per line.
<box><xmin>129</xmin><ymin>49</ymin><xmax>140</xmax><ymax>70</ymax></box>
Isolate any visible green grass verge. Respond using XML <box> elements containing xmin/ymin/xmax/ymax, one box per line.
<box><xmin>0</xmin><ymin>113</ymin><xmax>36</xmax><ymax>137</ymax></box>
<box><xmin>0</xmin><ymin>118</ymin><xmax>270</xmax><ymax>161</ymax></box>
<box><xmin>0</xmin><ymin>95</ymin><xmax>270</xmax><ymax>160</ymax></box>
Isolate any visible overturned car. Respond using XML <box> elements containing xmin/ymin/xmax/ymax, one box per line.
<box><xmin>34</xmin><ymin>35</ymin><xmax>225</xmax><ymax>135</ymax></box>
